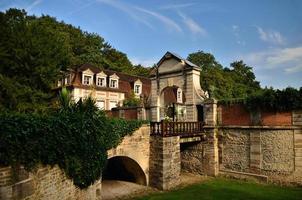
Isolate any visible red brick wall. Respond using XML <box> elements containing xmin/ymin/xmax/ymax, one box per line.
<box><xmin>219</xmin><ymin>104</ymin><xmax>293</xmax><ymax>126</ymax></box>
<box><xmin>220</xmin><ymin>104</ymin><xmax>251</xmax><ymax>126</ymax></box>
<box><xmin>261</xmin><ymin>111</ymin><xmax>292</xmax><ymax>126</ymax></box>
<box><xmin>124</xmin><ymin>109</ymin><xmax>138</xmax><ymax>120</ymax></box>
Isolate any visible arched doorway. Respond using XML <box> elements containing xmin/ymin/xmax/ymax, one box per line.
<box><xmin>160</xmin><ymin>86</ymin><xmax>186</xmax><ymax>121</ymax></box>
<box><xmin>102</xmin><ymin>156</ymin><xmax>146</xmax><ymax>185</ymax></box>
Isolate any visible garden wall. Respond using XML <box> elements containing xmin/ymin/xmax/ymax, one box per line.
<box><xmin>0</xmin><ymin>165</ymin><xmax>101</xmax><ymax>200</ymax></box>
<box><xmin>218</xmin><ymin>104</ymin><xmax>298</xmax><ymax>126</ymax></box>
<box><xmin>219</xmin><ymin>126</ymin><xmax>302</xmax><ymax>185</ymax></box>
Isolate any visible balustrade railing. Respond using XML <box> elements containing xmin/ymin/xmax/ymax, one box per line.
<box><xmin>150</xmin><ymin>121</ymin><xmax>205</xmax><ymax>137</ymax></box>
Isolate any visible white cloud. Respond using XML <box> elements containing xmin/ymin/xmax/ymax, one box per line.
<box><xmin>130</xmin><ymin>57</ymin><xmax>157</xmax><ymax>67</ymax></box>
<box><xmin>256</xmin><ymin>27</ymin><xmax>285</xmax><ymax>45</ymax></box>
<box><xmin>178</xmin><ymin>12</ymin><xmax>206</xmax><ymax>35</ymax></box>
<box><xmin>135</xmin><ymin>6</ymin><xmax>182</xmax><ymax>32</ymax></box>
<box><xmin>231</xmin><ymin>25</ymin><xmax>245</xmax><ymax>46</ymax></box>
<box><xmin>96</xmin><ymin>0</ymin><xmax>154</xmax><ymax>29</ymax></box>
<box><xmin>284</xmin><ymin>65</ymin><xmax>302</xmax><ymax>74</ymax></box>
<box><xmin>241</xmin><ymin>46</ymin><xmax>302</xmax><ymax>74</ymax></box>
<box><xmin>26</xmin><ymin>0</ymin><xmax>42</xmax><ymax>11</ymax></box>
<box><xmin>159</xmin><ymin>3</ymin><xmax>196</xmax><ymax>10</ymax></box>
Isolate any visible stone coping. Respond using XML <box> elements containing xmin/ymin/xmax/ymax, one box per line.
<box><xmin>218</xmin><ymin>125</ymin><xmax>302</xmax><ymax>130</ymax></box>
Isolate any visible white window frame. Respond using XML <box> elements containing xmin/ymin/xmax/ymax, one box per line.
<box><xmin>97</xmin><ymin>77</ymin><xmax>106</xmax><ymax>87</ymax></box>
<box><xmin>83</xmin><ymin>75</ymin><xmax>92</xmax><ymax>85</ymax></box>
<box><xmin>177</xmin><ymin>88</ymin><xmax>183</xmax><ymax>103</ymax></box>
<box><xmin>82</xmin><ymin>68</ymin><xmax>94</xmax><ymax>85</ymax></box>
<box><xmin>109</xmin><ymin>73</ymin><xmax>119</xmax><ymax>89</ymax></box>
<box><xmin>96</xmin><ymin>71</ymin><xmax>107</xmax><ymax>87</ymax></box>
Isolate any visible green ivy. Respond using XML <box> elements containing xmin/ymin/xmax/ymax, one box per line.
<box><xmin>0</xmin><ymin>97</ymin><xmax>144</xmax><ymax>189</ymax></box>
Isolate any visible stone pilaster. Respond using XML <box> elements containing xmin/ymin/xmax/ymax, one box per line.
<box><xmin>293</xmin><ymin>111</ymin><xmax>302</xmax><ymax>126</ymax></box>
<box><xmin>149</xmin><ymin>136</ymin><xmax>180</xmax><ymax>190</ymax></box>
<box><xmin>203</xmin><ymin>128</ymin><xmax>219</xmax><ymax>176</ymax></box>
<box><xmin>204</xmin><ymin>99</ymin><xmax>217</xmax><ymax>126</ymax></box>
<box><xmin>250</xmin><ymin>131</ymin><xmax>261</xmax><ymax>173</ymax></box>
<box><xmin>295</xmin><ymin>129</ymin><xmax>302</xmax><ymax>170</ymax></box>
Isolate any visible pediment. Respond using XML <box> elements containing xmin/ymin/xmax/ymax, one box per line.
<box><xmin>97</xmin><ymin>71</ymin><xmax>107</xmax><ymax>77</ymax></box>
<box><xmin>82</xmin><ymin>68</ymin><xmax>94</xmax><ymax>75</ymax></box>
<box><xmin>110</xmin><ymin>73</ymin><xmax>119</xmax><ymax>79</ymax></box>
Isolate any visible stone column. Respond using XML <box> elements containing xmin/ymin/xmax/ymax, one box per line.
<box><xmin>250</xmin><ymin>131</ymin><xmax>261</xmax><ymax>173</ymax></box>
<box><xmin>149</xmin><ymin>136</ymin><xmax>180</xmax><ymax>190</ymax></box>
<box><xmin>294</xmin><ymin>129</ymin><xmax>302</xmax><ymax>171</ymax></box>
<box><xmin>204</xmin><ymin>98</ymin><xmax>217</xmax><ymax>126</ymax></box>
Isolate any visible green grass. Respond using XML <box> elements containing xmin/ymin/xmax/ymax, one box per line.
<box><xmin>134</xmin><ymin>178</ymin><xmax>302</xmax><ymax>200</ymax></box>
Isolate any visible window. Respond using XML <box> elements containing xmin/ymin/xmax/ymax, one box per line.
<box><xmin>96</xmin><ymin>100</ymin><xmax>105</xmax><ymax>110</ymax></box>
<box><xmin>177</xmin><ymin>88</ymin><xmax>182</xmax><ymax>103</ymax></box>
<box><xmin>97</xmin><ymin>77</ymin><xmax>106</xmax><ymax>87</ymax></box>
<box><xmin>134</xmin><ymin>84</ymin><xmax>141</xmax><ymax>95</ymax></box>
<box><xmin>110</xmin><ymin>79</ymin><xmax>117</xmax><ymax>88</ymax></box>
<box><xmin>109</xmin><ymin>101</ymin><xmax>117</xmax><ymax>110</ymax></box>
<box><xmin>83</xmin><ymin>75</ymin><xmax>92</xmax><ymax>85</ymax></box>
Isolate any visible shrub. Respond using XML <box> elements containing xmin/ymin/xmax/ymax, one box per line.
<box><xmin>0</xmin><ymin>90</ymin><xmax>144</xmax><ymax>188</ymax></box>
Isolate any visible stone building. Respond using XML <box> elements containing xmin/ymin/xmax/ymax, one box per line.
<box><xmin>150</xmin><ymin>51</ymin><xmax>207</xmax><ymax>122</ymax></box>
<box><xmin>55</xmin><ymin>63</ymin><xmax>151</xmax><ymax>110</ymax></box>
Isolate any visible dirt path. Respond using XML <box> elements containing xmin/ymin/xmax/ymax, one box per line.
<box><xmin>101</xmin><ymin>173</ymin><xmax>208</xmax><ymax>200</ymax></box>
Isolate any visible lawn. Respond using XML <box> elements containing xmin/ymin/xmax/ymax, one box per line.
<box><xmin>134</xmin><ymin>178</ymin><xmax>302</xmax><ymax>200</ymax></box>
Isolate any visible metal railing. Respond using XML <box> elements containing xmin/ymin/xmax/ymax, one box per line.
<box><xmin>150</xmin><ymin>121</ymin><xmax>205</xmax><ymax>137</ymax></box>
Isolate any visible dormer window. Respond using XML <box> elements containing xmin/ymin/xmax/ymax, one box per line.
<box><xmin>97</xmin><ymin>77</ymin><xmax>106</xmax><ymax>87</ymax></box>
<box><xmin>82</xmin><ymin>68</ymin><xmax>94</xmax><ymax>85</ymax></box>
<box><xmin>109</xmin><ymin>73</ymin><xmax>119</xmax><ymax>88</ymax></box>
<box><xmin>110</xmin><ymin>79</ymin><xmax>117</xmax><ymax>88</ymax></box>
<box><xmin>177</xmin><ymin>88</ymin><xmax>183</xmax><ymax>103</ymax></box>
<box><xmin>134</xmin><ymin>79</ymin><xmax>142</xmax><ymax>96</ymax></box>
<box><xmin>83</xmin><ymin>75</ymin><xmax>92</xmax><ymax>85</ymax></box>
<box><xmin>96</xmin><ymin>71</ymin><xmax>107</xmax><ymax>87</ymax></box>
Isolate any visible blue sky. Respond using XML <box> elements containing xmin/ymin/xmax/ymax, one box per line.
<box><xmin>1</xmin><ymin>0</ymin><xmax>302</xmax><ymax>89</ymax></box>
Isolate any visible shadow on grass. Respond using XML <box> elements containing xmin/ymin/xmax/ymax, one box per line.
<box><xmin>134</xmin><ymin>178</ymin><xmax>302</xmax><ymax>200</ymax></box>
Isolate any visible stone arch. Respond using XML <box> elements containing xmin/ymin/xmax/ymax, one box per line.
<box><xmin>103</xmin><ymin>156</ymin><xmax>147</xmax><ymax>185</ymax></box>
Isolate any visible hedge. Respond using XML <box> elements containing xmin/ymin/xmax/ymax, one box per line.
<box><xmin>0</xmin><ymin>97</ymin><xmax>144</xmax><ymax>189</ymax></box>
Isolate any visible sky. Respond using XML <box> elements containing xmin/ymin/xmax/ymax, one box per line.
<box><xmin>1</xmin><ymin>0</ymin><xmax>302</xmax><ymax>89</ymax></box>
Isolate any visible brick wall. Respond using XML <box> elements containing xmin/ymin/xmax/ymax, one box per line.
<box><xmin>219</xmin><ymin>104</ymin><xmax>294</xmax><ymax>126</ymax></box>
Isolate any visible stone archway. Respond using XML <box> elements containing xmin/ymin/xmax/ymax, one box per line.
<box><xmin>160</xmin><ymin>86</ymin><xmax>187</xmax><ymax>121</ymax></box>
<box><xmin>103</xmin><ymin>156</ymin><xmax>147</xmax><ymax>185</ymax></box>
<box><xmin>150</xmin><ymin>51</ymin><xmax>206</xmax><ymax>122</ymax></box>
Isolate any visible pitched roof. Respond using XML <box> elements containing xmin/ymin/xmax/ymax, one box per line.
<box><xmin>157</xmin><ymin>51</ymin><xmax>199</xmax><ymax>68</ymax></box>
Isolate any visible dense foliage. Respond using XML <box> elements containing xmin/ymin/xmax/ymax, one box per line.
<box><xmin>0</xmin><ymin>91</ymin><xmax>144</xmax><ymax>188</ymax></box>
<box><xmin>187</xmin><ymin>51</ymin><xmax>261</xmax><ymax>100</ymax></box>
<box><xmin>123</xmin><ymin>92</ymin><xmax>142</xmax><ymax>107</ymax></box>
<box><xmin>0</xmin><ymin>9</ymin><xmax>151</xmax><ymax>113</ymax></box>
<box><xmin>245</xmin><ymin>87</ymin><xmax>302</xmax><ymax>112</ymax></box>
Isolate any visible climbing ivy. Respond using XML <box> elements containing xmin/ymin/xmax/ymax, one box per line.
<box><xmin>0</xmin><ymin>95</ymin><xmax>144</xmax><ymax>189</ymax></box>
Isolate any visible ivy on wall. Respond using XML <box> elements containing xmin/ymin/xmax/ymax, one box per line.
<box><xmin>0</xmin><ymin>93</ymin><xmax>144</xmax><ymax>189</ymax></box>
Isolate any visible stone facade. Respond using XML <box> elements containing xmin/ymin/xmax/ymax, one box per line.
<box><xmin>149</xmin><ymin>136</ymin><xmax>181</xmax><ymax>190</ymax></box>
<box><xmin>150</xmin><ymin>52</ymin><xmax>205</xmax><ymax>122</ymax></box>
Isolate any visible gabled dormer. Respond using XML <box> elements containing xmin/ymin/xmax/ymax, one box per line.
<box><xmin>96</xmin><ymin>71</ymin><xmax>107</xmax><ymax>87</ymax></box>
<box><xmin>82</xmin><ymin>68</ymin><xmax>94</xmax><ymax>85</ymax></box>
<box><xmin>109</xmin><ymin>73</ymin><xmax>119</xmax><ymax>88</ymax></box>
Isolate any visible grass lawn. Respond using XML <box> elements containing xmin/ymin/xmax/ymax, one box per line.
<box><xmin>134</xmin><ymin>178</ymin><xmax>302</xmax><ymax>200</ymax></box>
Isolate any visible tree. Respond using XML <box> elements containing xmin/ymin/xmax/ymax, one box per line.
<box><xmin>187</xmin><ymin>51</ymin><xmax>260</xmax><ymax>100</ymax></box>
<box><xmin>0</xmin><ymin>8</ymin><xmax>150</xmax><ymax>112</ymax></box>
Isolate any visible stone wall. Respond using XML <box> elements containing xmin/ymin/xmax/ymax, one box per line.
<box><xmin>181</xmin><ymin>142</ymin><xmax>204</xmax><ymax>174</ymax></box>
<box><xmin>0</xmin><ymin>165</ymin><xmax>101</xmax><ymax>200</ymax></box>
<box><xmin>149</xmin><ymin>136</ymin><xmax>180</xmax><ymax>190</ymax></box>
<box><xmin>219</xmin><ymin>127</ymin><xmax>302</xmax><ymax>185</ymax></box>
